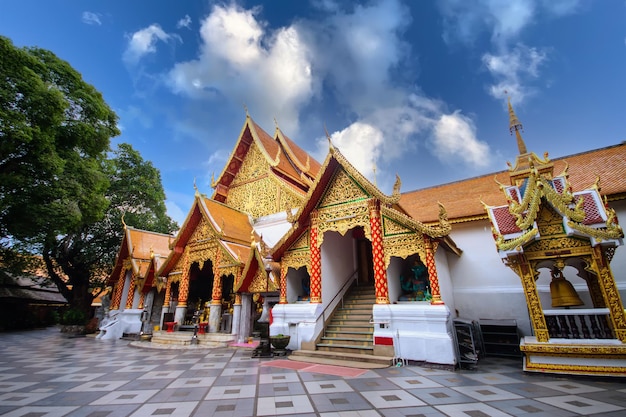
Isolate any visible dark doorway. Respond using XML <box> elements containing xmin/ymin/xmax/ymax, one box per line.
<box><xmin>357</xmin><ymin>237</ymin><xmax>374</xmax><ymax>285</ymax></box>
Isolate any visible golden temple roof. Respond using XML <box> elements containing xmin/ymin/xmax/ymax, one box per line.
<box><xmin>107</xmin><ymin>227</ymin><xmax>173</xmax><ymax>285</ymax></box>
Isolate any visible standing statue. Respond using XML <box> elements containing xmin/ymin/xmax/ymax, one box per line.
<box><xmin>400</xmin><ymin>258</ymin><xmax>430</xmax><ymax>301</ymax></box>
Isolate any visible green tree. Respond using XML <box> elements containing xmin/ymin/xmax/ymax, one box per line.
<box><xmin>0</xmin><ymin>36</ymin><xmax>177</xmax><ymax>318</ymax></box>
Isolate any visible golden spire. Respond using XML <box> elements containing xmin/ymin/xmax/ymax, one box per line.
<box><xmin>508</xmin><ymin>97</ymin><xmax>527</xmax><ymax>155</ymax></box>
<box><xmin>121</xmin><ymin>211</ymin><xmax>127</xmax><ymax>230</ymax></box>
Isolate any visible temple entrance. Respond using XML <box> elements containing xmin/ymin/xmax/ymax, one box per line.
<box><xmin>355</xmin><ymin>228</ymin><xmax>374</xmax><ymax>285</ymax></box>
<box><xmin>186</xmin><ymin>260</ymin><xmax>214</xmax><ymax>325</ymax></box>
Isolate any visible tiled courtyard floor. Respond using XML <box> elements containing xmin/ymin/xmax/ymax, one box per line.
<box><xmin>1</xmin><ymin>327</ymin><xmax>625</xmax><ymax>416</ymax></box>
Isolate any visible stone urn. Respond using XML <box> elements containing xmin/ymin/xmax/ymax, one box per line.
<box><xmin>270</xmin><ymin>335</ymin><xmax>291</xmax><ymax>350</ymax></box>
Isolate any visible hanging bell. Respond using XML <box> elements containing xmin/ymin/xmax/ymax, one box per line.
<box><xmin>550</xmin><ymin>268</ymin><xmax>584</xmax><ymax>308</ymax></box>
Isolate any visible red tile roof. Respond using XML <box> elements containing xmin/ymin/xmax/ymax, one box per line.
<box><xmin>399</xmin><ymin>143</ymin><xmax>626</xmax><ymax>224</ymax></box>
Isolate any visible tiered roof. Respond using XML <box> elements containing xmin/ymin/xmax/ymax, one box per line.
<box><xmin>107</xmin><ymin>227</ymin><xmax>173</xmax><ymax>286</ymax></box>
<box><xmin>159</xmin><ymin>193</ymin><xmax>254</xmax><ymax>278</ymax></box>
<box><xmin>212</xmin><ymin>114</ymin><xmax>320</xmax><ymax>203</ymax></box>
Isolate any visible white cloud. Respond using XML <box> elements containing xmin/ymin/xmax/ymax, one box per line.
<box><xmin>316</xmin><ymin>94</ymin><xmax>490</xmax><ymax>187</ymax></box>
<box><xmin>439</xmin><ymin>0</ymin><xmax>579</xmax><ymax>106</ymax></box>
<box><xmin>177</xmin><ymin>15</ymin><xmax>192</xmax><ymax>29</ymax></box>
<box><xmin>432</xmin><ymin>111</ymin><xmax>490</xmax><ymax>167</ymax></box>
<box><xmin>168</xmin><ymin>4</ymin><xmax>314</xmax><ymax>134</ymax></box>
<box><xmin>540</xmin><ymin>0</ymin><xmax>583</xmax><ymax>16</ymax></box>
<box><xmin>328</xmin><ymin>122</ymin><xmax>385</xmax><ymax>180</ymax></box>
<box><xmin>482</xmin><ymin>44</ymin><xmax>547</xmax><ymax>103</ymax></box>
<box><xmin>168</xmin><ymin>0</ymin><xmax>492</xmax><ymax>186</ymax></box>
<box><xmin>123</xmin><ymin>24</ymin><xmax>174</xmax><ymax>65</ymax></box>
<box><xmin>81</xmin><ymin>11</ymin><xmax>101</xmax><ymax>26</ymax></box>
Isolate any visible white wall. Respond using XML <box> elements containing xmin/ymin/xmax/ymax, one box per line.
<box><xmin>386</xmin><ymin>257</ymin><xmax>403</xmax><ymax>302</ymax></box>
<box><xmin>435</xmin><ymin>247</ymin><xmax>456</xmax><ymax>314</ymax></box>
<box><xmin>320</xmin><ymin>231</ymin><xmax>357</xmax><ymax>308</ymax></box>
<box><xmin>286</xmin><ymin>266</ymin><xmax>308</xmax><ymax>303</ymax></box>
<box><xmin>447</xmin><ymin>220</ymin><xmax>532</xmax><ymax>336</ymax></box>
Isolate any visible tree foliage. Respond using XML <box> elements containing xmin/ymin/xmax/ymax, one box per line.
<box><xmin>0</xmin><ymin>36</ymin><xmax>178</xmax><ymax>317</ymax></box>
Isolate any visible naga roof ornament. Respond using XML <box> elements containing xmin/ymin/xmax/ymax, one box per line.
<box><xmin>485</xmin><ymin>100</ymin><xmax>624</xmax><ymax>257</ymax></box>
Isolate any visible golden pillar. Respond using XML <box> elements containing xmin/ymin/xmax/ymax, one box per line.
<box><xmin>309</xmin><ymin>211</ymin><xmax>322</xmax><ymax>304</ymax></box>
<box><xmin>138</xmin><ymin>291</ymin><xmax>145</xmax><ymax>309</ymax></box>
<box><xmin>111</xmin><ymin>268</ymin><xmax>126</xmax><ymax>310</ymax></box>
<box><xmin>511</xmin><ymin>255</ymin><xmax>549</xmax><ymax>342</ymax></box>
<box><xmin>591</xmin><ymin>245</ymin><xmax>626</xmax><ymax>342</ymax></box>
<box><xmin>163</xmin><ymin>278</ymin><xmax>172</xmax><ymax>308</ymax></box>
<box><xmin>279</xmin><ymin>264</ymin><xmax>288</xmax><ymax>304</ymax></box>
<box><xmin>211</xmin><ymin>249</ymin><xmax>223</xmax><ymax>305</ymax></box>
<box><xmin>125</xmin><ymin>275</ymin><xmax>136</xmax><ymax>309</ymax></box>
<box><xmin>369</xmin><ymin>200</ymin><xmax>389</xmax><ymax>304</ymax></box>
<box><xmin>178</xmin><ymin>250</ymin><xmax>191</xmax><ymax>308</ymax></box>
<box><xmin>424</xmin><ymin>236</ymin><xmax>444</xmax><ymax>305</ymax></box>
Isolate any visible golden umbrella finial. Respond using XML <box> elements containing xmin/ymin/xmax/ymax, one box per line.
<box><xmin>506</xmin><ymin>93</ymin><xmax>527</xmax><ymax>155</ymax></box>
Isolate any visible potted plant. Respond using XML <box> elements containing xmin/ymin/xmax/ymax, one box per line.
<box><xmin>269</xmin><ymin>334</ymin><xmax>291</xmax><ymax>350</ymax></box>
<box><xmin>59</xmin><ymin>308</ymin><xmax>87</xmax><ymax>337</ymax></box>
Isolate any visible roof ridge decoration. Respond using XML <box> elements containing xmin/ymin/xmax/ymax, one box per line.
<box><xmin>212</xmin><ymin>114</ymin><xmax>281</xmax><ymax>192</ymax></box>
<box><xmin>486</xmin><ymin>104</ymin><xmax>624</xmax><ymax>255</ymax></box>
<box><xmin>381</xmin><ymin>202</ymin><xmax>451</xmax><ymax>237</ymax></box>
<box><xmin>330</xmin><ymin>146</ymin><xmax>402</xmax><ymax>206</ymax></box>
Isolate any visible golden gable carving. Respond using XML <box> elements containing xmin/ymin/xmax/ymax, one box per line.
<box><xmin>319</xmin><ymin>169</ymin><xmax>368</xmax><ymax>208</ymax></box>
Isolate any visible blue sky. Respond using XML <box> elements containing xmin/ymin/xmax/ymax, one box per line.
<box><xmin>2</xmin><ymin>0</ymin><xmax>625</xmax><ymax>226</ymax></box>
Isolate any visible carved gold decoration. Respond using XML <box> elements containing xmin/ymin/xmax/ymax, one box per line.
<box><xmin>283</xmin><ymin>250</ymin><xmax>311</xmax><ymax>272</ymax></box>
<box><xmin>383</xmin><ymin>215</ymin><xmax>412</xmax><ymax>236</ymax></box>
<box><xmin>591</xmin><ymin>247</ymin><xmax>626</xmax><ymax>341</ymax></box>
<box><xmin>290</xmin><ymin>230</ymin><xmax>309</xmax><ymax>251</ymax></box>
<box><xmin>383</xmin><ymin>234</ymin><xmax>426</xmax><ymax>268</ymax></box>
<box><xmin>567</xmin><ymin>220</ymin><xmax>623</xmax><ymax>241</ymax></box>
<box><xmin>231</xmin><ymin>143</ymin><xmax>267</xmax><ymax>185</ymax></box>
<box><xmin>521</xmin><ymin>342</ymin><xmax>626</xmax><ymax>356</ymax></box>
<box><xmin>228</xmin><ymin>172</ymin><xmax>304</xmax><ymax>218</ymax></box>
<box><xmin>222</xmin><ymin>142</ymin><xmax>305</xmax><ymax>218</ymax></box>
<box><xmin>496</xmin><ymin>227</ymin><xmax>539</xmax><ymax>252</ymax></box>
<box><xmin>248</xmin><ymin>267</ymin><xmax>278</xmax><ymax>292</ymax></box>
<box><xmin>511</xmin><ymin>255</ymin><xmax>550</xmax><ymax>342</ymax></box>
<box><xmin>122</xmin><ymin>257</ymin><xmax>133</xmax><ymax>271</ymax></box>
<box><xmin>524</xmin><ymin>236</ymin><xmax>590</xmax><ymax>258</ymax></box>
<box><xmin>381</xmin><ymin>204</ymin><xmax>451</xmax><ymax>237</ymax></box>
<box><xmin>316</xmin><ymin>202</ymin><xmax>371</xmax><ymax>247</ymax></box>
<box><xmin>319</xmin><ymin>169</ymin><xmax>369</xmax><ymax>208</ymax></box>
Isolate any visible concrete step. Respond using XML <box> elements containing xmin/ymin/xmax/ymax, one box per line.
<box><xmin>150</xmin><ymin>331</ymin><xmax>235</xmax><ymax>347</ymax></box>
<box><xmin>317</xmin><ymin>344</ymin><xmax>373</xmax><ymax>355</ymax></box>
<box><xmin>289</xmin><ymin>350</ymin><xmax>392</xmax><ymax>368</ymax></box>
<box><xmin>320</xmin><ymin>337</ymin><xmax>373</xmax><ymax>347</ymax></box>
<box><xmin>326</xmin><ymin>326</ymin><xmax>373</xmax><ymax>334</ymax></box>
<box><xmin>331</xmin><ymin>309</ymin><xmax>372</xmax><ymax>323</ymax></box>
<box><xmin>324</xmin><ymin>331</ymin><xmax>373</xmax><ymax>339</ymax></box>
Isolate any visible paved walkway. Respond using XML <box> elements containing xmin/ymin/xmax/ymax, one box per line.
<box><xmin>1</xmin><ymin>327</ymin><xmax>625</xmax><ymax>416</ymax></box>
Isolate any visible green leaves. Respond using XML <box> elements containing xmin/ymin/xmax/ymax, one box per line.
<box><xmin>0</xmin><ymin>36</ymin><xmax>176</xmax><ymax>316</ymax></box>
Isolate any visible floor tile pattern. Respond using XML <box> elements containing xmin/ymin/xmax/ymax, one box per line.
<box><xmin>0</xmin><ymin>327</ymin><xmax>625</xmax><ymax>416</ymax></box>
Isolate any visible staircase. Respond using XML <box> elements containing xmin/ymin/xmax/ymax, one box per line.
<box><xmin>290</xmin><ymin>284</ymin><xmax>393</xmax><ymax>368</ymax></box>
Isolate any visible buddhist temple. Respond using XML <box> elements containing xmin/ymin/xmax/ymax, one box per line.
<box><xmin>102</xmin><ymin>105</ymin><xmax>626</xmax><ymax>376</ymax></box>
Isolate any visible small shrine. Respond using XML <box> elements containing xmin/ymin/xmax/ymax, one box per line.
<box><xmin>484</xmin><ymin>100</ymin><xmax>626</xmax><ymax>376</ymax></box>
